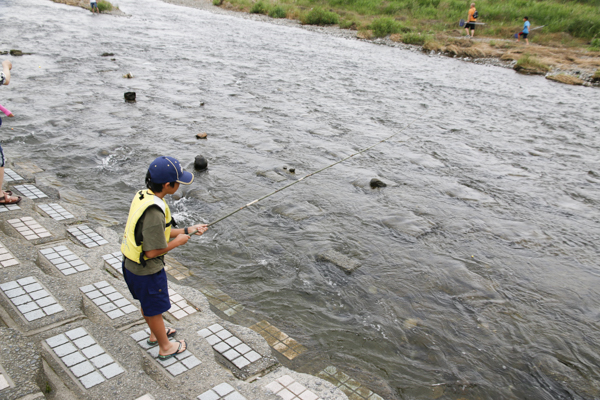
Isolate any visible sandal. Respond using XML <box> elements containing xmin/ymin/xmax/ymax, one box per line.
<box><xmin>0</xmin><ymin>192</ymin><xmax>21</xmax><ymax>205</ymax></box>
<box><xmin>147</xmin><ymin>327</ymin><xmax>177</xmax><ymax>345</ymax></box>
<box><xmin>157</xmin><ymin>340</ymin><xmax>187</xmax><ymax>360</ymax></box>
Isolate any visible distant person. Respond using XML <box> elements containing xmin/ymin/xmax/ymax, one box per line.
<box><xmin>90</xmin><ymin>0</ymin><xmax>100</xmax><ymax>13</ymax></box>
<box><xmin>517</xmin><ymin>16</ymin><xmax>530</xmax><ymax>45</ymax></box>
<box><xmin>121</xmin><ymin>156</ymin><xmax>208</xmax><ymax>360</ymax></box>
<box><xmin>0</xmin><ymin>60</ymin><xmax>21</xmax><ymax>205</ymax></box>
<box><xmin>464</xmin><ymin>3</ymin><xmax>478</xmax><ymax>38</ymax></box>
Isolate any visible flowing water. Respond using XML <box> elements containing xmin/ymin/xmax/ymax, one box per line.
<box><xmin>3</xmin><ymin>0</ymin><xmax>600</xmax><ymax>398</ymax></box>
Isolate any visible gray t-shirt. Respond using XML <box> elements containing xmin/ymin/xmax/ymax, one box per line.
<box><xmin>123</xmin><ymin>206</ymin><xmax>169</xmax><ymax>276</ymax></box>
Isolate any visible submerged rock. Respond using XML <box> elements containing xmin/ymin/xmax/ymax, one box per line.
<box><xmin>194</xmin><ymin>155</ymin><xmax>208</xmax><ymax>170</ymax></box>
<box><xmin>196</xmin><ymin>132</ymin><xmax>207</xmax><ymax>139</ymax></box>
<box><xmin>317</xmin><ymin>250</ymin><xmax>361</xmax><ymax>273</ymax></box>
<box><xmin>370</xmin><ymin>178</ymin><xmax>387</xmax><ymax>188</ymax></box>
<box><xmin>101</xmin><ymin>52</ymin><xmax>115</xmax><ymax>57</ymax></box>
<box><xmin>122</xmin><ymin>72</ymin><xmax>133</xmax><ymax>79</ymax></box>
<box><xmin>288</xmin><ymin>168</ymin><xmax>295</xmax><ymax>174</ymax></box>
<box><xmin>9</xmin><ymin>49</ymin><xmax>23</xmax><ymax>56</ymax></box>
<box><xmin>124</xmin><ymin>92</ymin><xmax>136</xmax><ymax>102</ymax></box>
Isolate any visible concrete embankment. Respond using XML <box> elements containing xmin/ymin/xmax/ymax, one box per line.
<box><xmin>0</xmin><ymin>160</ymin><xmax>376</xmax><ymax>400</ymax></box>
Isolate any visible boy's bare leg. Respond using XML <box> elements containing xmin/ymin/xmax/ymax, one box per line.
<box><xmin>2</xmin><ymin>61</ymin><xmax>12</xmax><ymax>85</ymax></box>
<box><xmin>143</xmin><ymin>313</ymin><xmax>186</xmax><ymax>355</ymax></box>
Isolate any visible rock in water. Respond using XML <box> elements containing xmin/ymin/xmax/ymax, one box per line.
<box><xmin>124</xmin><ymin>92</ymin><xmax>136</xmax><ymax>102</ymax></box>
<box><xmin>370</xmin><ymin>178</ymin><xmax>387</xmax><ymax>188</ymax></box>
<box><xmin>194</xmin><ymin>155</ymin><xmax>208</xmax><ymax>170</ymax></box>
<box><xmin>289</xmin><ymin>168</ymin><xmax>295</xmax><ymax>174</ymax></box>
<box><xmin>196</xmin><ymin>132</ymin><xmax>207</xmax><ymax>139</ymax></box>
<box><xmin>9</xmin><ymin>50</ymin><xmax>23</xmax><ymax>56</ymax></box>
<box><xmin>101</xmin><ymin>52</ymin><xmax>115</xmax><ymax>57</ymax></box>
<box><xmin>317</xmin><ymin>250</ymin><xmax>361</xmax><ymax>273</ymax></box>
<box><xmin>122</xmin><ymin>72</ymin><xmax>133</xmax><ymax>79</ymax></box>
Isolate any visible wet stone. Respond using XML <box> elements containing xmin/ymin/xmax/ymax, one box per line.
<box><xmin>46</xmin><ymin>327</ymin><xmax>123</xmax><ymax>389</ymax></box>
<box><xmin>317</xmin><ymin>250</ymin><xmax>361</xmax><ymax>274</ymax></box>
<box><xmin>197</xmin><ymin>324</ymin><xmax>262</xmax><ymax>372</ymax></box>
<box><xmin>1</xmin><ymin>276</ymin><xmax>63</xmax><ymax>321</ymax></box>
<box><xmin>317</xmin><ymin>366</ymin><xmax>382</xmax><ymax>400</ymax></box>
<box><xmin>250</xmin><ymin>320</ymin><xmax>306</xmax><ymax>360</ymax></box>
<box><xmin>38</xmin><ymin>203</ymin><xmax>75</xmax><ymax>221</ymax></box>
<box><xmin>67</xmin><ymin>224</ymin><xmax>109</xmax><ymax>247</ymax></box>
<box><xmin>130</xmin><ymin>329</ymin><xmax>201</xmax><ymax>376</ymax></box>
<box><xmin>13</xmin><ymin>184</ymin><xmax>48</xmax><ymax>199</ymax></box>
<box><xmin>40</xmin><ymin>245</ymin><xmax>90</xmax><ymax>275</ymax></box>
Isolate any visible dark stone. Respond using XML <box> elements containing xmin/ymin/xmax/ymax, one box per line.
<box><xmin>370</xmin><ymin>178</ymin><xmax>387</xmax><ymax>188</ymax></box>
<box><xmin>200</xmin><ymin>102</ymin><xmax>205</xmax><ymax>106</ymax></box>
<box><xmin>99</xmin><ymin>150</ymin><xmax>110</xmax><ymax>156</ymax></box>
<box><xmin>124</xmin><ymin>92</ymin><xmax>136</xmax><ymax>102</ymax></box>
<box><xmin>194</xmin><ymin>155</ymin><xmax>208</xmax><ymax>170</ymax></box>
<box><xmin>283</xmin><ymin>166</ymin><xmax>287</xmax><ymax>170</ymax></box>
<box><xmin>196</xmin><ymin>132</ymin><xmax>207</xmax><ymax>139</ymax></box>
<box><xmin>9</xmin><ymin>50</ymin><xmax>23</xmax><ymax>56</ymax></box>
<box><xmin>101</xmin><ymin>52</ymin><xmax>115</xmax><ymax>57</ymax></box>
<box><xmin>289</xmin><ymin>168</ymin><xmax>295</xmax><ymax>173</ymax></box>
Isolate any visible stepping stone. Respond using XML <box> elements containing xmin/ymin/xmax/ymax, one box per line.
<box><xmin>164</xmin><ymin>262</ymin><xmax>191</xmax><ymax>280</ymax></box>
<box><xmin>38</xmin><ymin>203</ymin><xmax>75</xmax><ymax>221</ymax></box>
<box><xmin>318</xmin><ymin>366</ymin><xmax>383</xmax><ymax>400</ymax></box>
<box><xmin>0</xmin><ymin>203</ymin><xmax>20</xmax><ymax>213</ymax></box>
<box><xmin>14</xmin><ymin>162</ymin><xmax>43</xmax><ymax>174</ymax></box>
<box><xmin>80</xmin><ymin>281</ymin><xmax>138</xmax><ymax>320</ymax></box>
<box><xmin>135</xmin><ymin>395</ymin><xmax>155</xmax><ymax>400</ymax></box>
<box><xmin>0</xmin><ymin>370</ymin><xmax>11</xmax><ymax>392</ymax></box>
<box><xmin>7</xmin><ymin>217</ymin><xmax>52</xmax><ymax>240</ymax></box>
<box><xmin>130</xmin><ymin>329</ymin><xmax>201</xmax><ymax>376</ymax></box>
<box><xmin>102</xmin><ymin>251</ymin><xmax>123</xmax><ymax>275</ymax></box>
<box><xmin>67</xmin><ymin>224</ymin><xmax>109</xmax><ymax>248</ymax></box>
<box><xmin>167</xmin><ymin>288</ymin><xmax>198</xmax><ymax>320</ymax></box>
<box><xmin>45</xmin><ymin>327</ymin><xmax>124</xmax><ymax>389</ymax></box>
<box><xmin>0</xmin><ymin>277</ymin><xmax>64</xmax><ymax>321</ymax></box>
<box><xmin>198</xmin><ymin>382</ymin><xmax>247</xmax><ymax>400</ymax></box>
<box><xmin>250</xmin><ymin>321</ymin><xmax>306</xmax><ymax>360</ymax></box>
<box><xmin>265</xmin><ymin>375</ymin><xmax>322</xmax><ymax>400</ymax></box>
<box><xmin>196</xmin><ymin>284</ymin><xmax>244</xmax><ymax>317</ymax></box>
<box><xmin>198</xmin><ymin>324</ymin><xmax>262</xmax><ymax>370</ymax></box>
<box><xmin>40</xmin><ymin>245</ymin><xmax>90</xmax><ymax>276</ymax></box>
<box><xmin>3</xmin><ymin>168</ymin><xmax>24</xmax><ymax>182</ymax></box>
<box><xmin>13</xmin><ymin>184</ymin><xmax>48</xmax><ymax>199</ymax></box>
<box><xmin>0</xmin><ymin>240</ymin><xmax>19</xmax><ymax>268</ymax></box>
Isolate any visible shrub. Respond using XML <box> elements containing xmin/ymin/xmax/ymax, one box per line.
<box><xmin>301</xmin><ymin>8</ymin><xmax>339</xmax><ymax>25</ymax></box>
<box><xmin>269</xmin><ymin>5</ymin><xmax>287</xmax><ymax>18</ymax></box>
<box><xmin>213</xmin><ymin>0</ymin><xmax>224</xmax><ymax>5</ymax></box>
<box><xmin>97</xmin><ymin>0</ymin><xmax>113</xmax><ymax>12</ymax></box>
<box><xmin>590</xmin><ymin>38</ymin><xmax>600</xmax><ymax>51</ymax></box>
<box><xmin>250</xmin><ymin>1</ymin><xmax>269</xmax><ymax>14</ymax></box>
<box><xmin>402</xmin><ymin>32</ymin><xmax>427</xmax><ymax>45</ymax></box>
<box><xmin>516</xmin><ymin>54</ymin><xmax>550</xmax><ymax>72</ymax></box>
<box><xmin>370</xmin><ymin>17</ymin><xmax>404</xmax><ymax>37</ymax></box>
<box><xmin>339</xmin><ymin>18</ymin><xmax>358</xmax><ymax>30</ymax></box>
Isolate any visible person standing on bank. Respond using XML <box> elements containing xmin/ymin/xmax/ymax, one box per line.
<box><xmin>121</xmin><ymin>156</ymin><xmax>208</xmax><ymax>360</ymax></box>
<box><xmin>464</xmin><ymin>3</ymin><xmax>478</xmax><ymax>38</ymax></box>
<box><xmin>517</xmin><ymin>16</ymin><xmax>530</xmax><ymax>45</ymax></box>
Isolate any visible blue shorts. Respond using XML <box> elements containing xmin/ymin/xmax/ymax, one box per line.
<box><xmin>122</xmin><ymin>262</ymin><xmax>170</xmax><ymax>317</ymax></box>
<box><xmin>90</xmin><ymin>2</ymin><xmax>98</xmax><ymax>8</ymax></box>
<box><xmin>0</xmin><ymin>143</ymin><xmax>4</xmax><ymax>168</ymax></box>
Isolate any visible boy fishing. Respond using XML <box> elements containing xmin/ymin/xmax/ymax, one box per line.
<box><xmin>517</xmin><ymin>16</ymin><xmax>530</xmax><ymax>45</ymax></box>
<box><xmin>121</xmin><ymin>156</ymin><xmax>207</xmax><ymax>360</ymax></box>
<box><xmin>0</xmin><ymin>60</ymin><xmax>22</xmax><ymax>205</ymax></box>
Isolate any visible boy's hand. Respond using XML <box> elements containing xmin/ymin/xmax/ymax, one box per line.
<box><xmin>7</xmin><ymin>113</ymin><xmax>13</xmax><ymax>117</ymax></box>
<box><xmin>174</xmin><ymin>233</ymin><xmax>190</xmax><ymax>246</ymax></box>
<box><xmin>190</xmin><ymin>224</ymin><xmax>208</xmax><ymax>236</ymax></box>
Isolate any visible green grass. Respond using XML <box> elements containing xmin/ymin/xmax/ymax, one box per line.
<box><xmin>516</xmin><ymin>53</ymin><xmax>550</xmax><ymax>72</ymax></box>
<box><xmin>269</xmin><ymin>5</ymin><xmax>287</xmax><ymax>17</ymax></box>
<box><xmin>369</xmin><ymin>17</ymin><xmax>405</xmax><ymax>37</ymax></box>
<box><xmin>402</xmin><ymin>32</ymin><xmax>428</xmax><ymax>45</ymax></box>
<box><xmin>590</xmin><ymin>37</ymin><xmax>600</xmax><ymax>50</ymax></box>
<box><xmin>96</xmin><ymin>0</ymin><xmax>114</xmax><ymax>12</ymax></box>
<box><xmin>250</xmin><ymin>0</ymin><xmax>269</xmax><ymax>14</ymax></box>
<box><xmin>301</xmin><ymin>7</ymin><xmax>340</xmax><ymax>25</ymax></box>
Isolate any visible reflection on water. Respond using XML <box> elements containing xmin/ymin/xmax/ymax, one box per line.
<box><xmin>4</xmin><ymin>0</ymin><xmax>600</xmax><ymax>397</ymax></box>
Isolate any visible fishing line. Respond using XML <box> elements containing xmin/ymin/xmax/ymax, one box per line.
<box><xmin>200</xmin><ymin>108</ymin><xmax>430</xmax><ymax>229</ymax></box>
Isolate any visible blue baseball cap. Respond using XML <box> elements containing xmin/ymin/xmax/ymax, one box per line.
<box><xmin>148</xmin><ymin>156</ymin><xmax>194</xmax><ymax>185</ymax></box>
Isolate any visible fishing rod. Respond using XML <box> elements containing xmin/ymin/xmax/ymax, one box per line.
<box><xmin>195</xmin><ymin>109</ymin><xmax>429</xmax><ymax>230</ymax></box>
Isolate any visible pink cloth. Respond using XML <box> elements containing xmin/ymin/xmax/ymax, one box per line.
<box><xmin>0</xmin><ymin>103</ymin><xmax>11</xmax><ymax>116</ymax></box>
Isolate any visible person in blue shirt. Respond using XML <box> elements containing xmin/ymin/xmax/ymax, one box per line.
<box><xmin>517</xmin><ymin>16</ymin><xmax>530</xmax><ymax>45</ymax></box>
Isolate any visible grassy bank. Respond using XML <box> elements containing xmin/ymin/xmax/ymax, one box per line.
<box><xmin>216</xmin><ymin>0</ymin><xmax>600</xmax><ymax>48</ymax></box>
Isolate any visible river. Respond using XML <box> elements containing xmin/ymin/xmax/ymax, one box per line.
<box><xmin>3</xmin><ymin>0</ymin><xmax>600</xmax><ymax>398</ymax></box>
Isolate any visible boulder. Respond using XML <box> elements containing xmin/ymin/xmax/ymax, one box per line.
<box><xmin>196</xmin><ymin>132</ymin><xmax>207</xmax><ymax>139</ymax></box>
<box><xmin>194</xmin><ymin>155</ymin><xmax>208</xmax><ymax>170</ymax></box>
<box><xmin>101</xmin><ymin>52</ymin><xmax>115</xmax><ymax>57</ymax></box>
<box><xmin>288</xmin><ymin>168</ymin><xmax>295</xmax><ymax>174</ymax></box>
<box><xmin>124</xmin><ymin>92</ymin><xmax>136</xmax><ymax>102</ymax></box>
<box><xmin>9</xmin><ymin>49</ymin><xmax>22</xmax><ymax>56</ymax></box>
<box><xmin>122</xmin><ymin>72</ymin><xmax>133</xmax><ymax>79</ymax></box>
<box><xmin>370</xmin><ymin>178</ymin><xmax>387</xmax><ymax>188</ymax></box>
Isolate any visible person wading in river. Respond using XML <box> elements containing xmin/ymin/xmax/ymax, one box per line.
<box><xmin>0</xmin><ymin>60</ymin><xmax>22</xmax><ymax>206</ymax></box>
<box><xmin>464</xmin><ymin>3</ymin><xmax>478</xmax><ymax>38</ymax></box>
<box><xmin>121</xmin><ymin>156</ymin><xmax>207</xmax><ymax>360</ymax></box>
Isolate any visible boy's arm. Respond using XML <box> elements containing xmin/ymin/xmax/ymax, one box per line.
<box><xmin>144</xmin><ymin>234</ymin><xmax>189</xmax><ymax>259</ymax></box>
<box><xmin>0</xmin><ymin>103</ymin><xmax>13</xmax><ymax>117</ymax></box>
<box><xmin>169</xmin><ymin>223</ymin><xmax>208</xmax><ymax>237</ymax></box>
<box><xmin>2</xmin><ymin>60</ymin><xmax>11</xmax><ymax>85</ymax></box>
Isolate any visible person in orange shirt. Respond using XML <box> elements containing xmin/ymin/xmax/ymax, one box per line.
<box><xmin>464</xmin><ymin>3</ymin><xmax>477</xmax><ymax>38</ymax></box>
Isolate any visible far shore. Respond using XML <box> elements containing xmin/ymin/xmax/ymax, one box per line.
<box><xmin>51</xmin><ymin>0</ymin><xmax>600</xmax><ymax>86</ymax></box>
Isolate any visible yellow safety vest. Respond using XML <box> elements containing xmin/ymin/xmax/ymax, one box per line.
<box><xmin>121</xmin><ymin>189</ymin><xmax>173</xmax><ymax>266</ymax></box>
